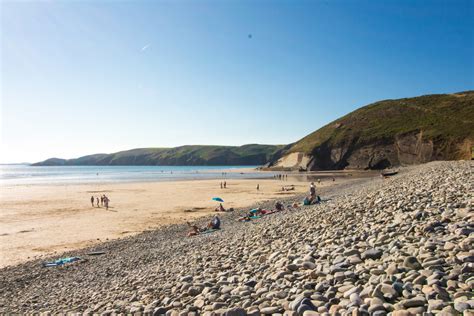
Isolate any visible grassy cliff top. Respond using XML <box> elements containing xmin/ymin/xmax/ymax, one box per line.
<box><xmin>290</xmin><ymin>91</ymin><xmax>474</xmax><ymax>154</ymax></box>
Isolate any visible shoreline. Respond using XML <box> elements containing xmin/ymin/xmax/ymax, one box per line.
<box><xmin>2</xmin><ymin>161</ymin><xmax>470</xmax><ymax>314</ymax></box>
<box><xmin>0</xmin><ymin>171</ymin><xmax>376</xmax><ymax>269</ymax></box>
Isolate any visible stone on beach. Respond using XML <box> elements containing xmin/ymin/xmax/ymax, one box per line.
<box><xmin>0</xmin><ymin>161</ymin><xmax>472</xmax><ymax>315</ymax></box>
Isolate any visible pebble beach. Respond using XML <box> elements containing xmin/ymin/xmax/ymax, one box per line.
<box><xmin>0</xmin><ymin>161</ymin><xmax>472</xmax><ymax>315</ymax></box>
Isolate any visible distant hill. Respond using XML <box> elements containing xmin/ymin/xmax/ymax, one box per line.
<box><xmin>268</xmin><ymin>91</ymin><xmax>474</xmax><ymax>170</ymax></box>
<box><xmin>33</xmin><ymin>144</ymin><xmax>285</xmax><ymax>166</ymax></box>
<box><xmin>33</xmin><ymin>92</ymin><xmax>474</xmax><ymax>169</ymax></box>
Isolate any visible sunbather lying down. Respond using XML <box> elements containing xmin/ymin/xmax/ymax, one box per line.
<box><xmin>281</xmin><ymin>185</ymin><xmax>295</xmax><ymax>191</ymax></box>
<box><xmin>237</xmin><ymin>207</ymin><xmax>275</xmax><ymax>221</ymax></box>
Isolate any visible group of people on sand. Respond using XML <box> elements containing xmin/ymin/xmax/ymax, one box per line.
<box><xmin>90</xmin><ymin>195</ymin><xmax>110</xmax><ymax>210</ymax></box>
<box><xmin>274</xmin><ymin>174</ymin><xmax>287</xmax><ymax>180</ymax></box>
<box><xmin>187</xmin><ymin>180</ymin><xmax>323</xmax><ymax>235</ymax></box>
<box><xmin>238</xmin><ymin>201</ymin><xmax>288</xmax><ymax>221</ymax></box>
<box><xmin>187</xmin><ymin>215</ymin><xmax>221</xmax><ymax>236</ymax></box>
<box><xmin>220</xmin><ymin>181</ymin><xmax>227</xmax><ymax>189</ymax></box>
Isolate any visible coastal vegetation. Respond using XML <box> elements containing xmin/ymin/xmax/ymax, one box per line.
<box><xmin>33</xmin><ymin>144</ymin><xmax>285</xmax><ymax>166</ymax></box>
<box><xmin>34</xmin><ymin>91</ymin><xmax>474</xmax><ymax>169</ymax></box>
<box><xmin>270</xmin><ymin>91</ymin><xmax>474</xmax><ymax>170</ymax></box>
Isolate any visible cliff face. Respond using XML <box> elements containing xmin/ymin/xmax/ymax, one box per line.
<box><xmin>269</xmin><ymin>91</ymin><xmax>474</xmax><ymax>170</ymax></box>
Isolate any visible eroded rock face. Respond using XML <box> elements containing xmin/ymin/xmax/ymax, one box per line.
<box><xmin>284</xmin><ymin>131</ymin><xmax>472</xmax><ymax>170</ymax></box>
<box><xmin>395</xmin><ymin>131</ymin><xmax>434</xmax><ymax>164</ymax></box>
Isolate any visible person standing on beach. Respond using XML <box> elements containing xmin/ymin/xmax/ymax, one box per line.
<box><xmin>223</xmin><ymin>181</ymin><xmax>226</xmax><ymax>189</ymax></box>
<box><xmin>104</xmin><ymin>195</ymin><xmax>109</xmax><ymax>210</ymax></box>
<box><xmin>257</xmin><ymin>184</ymin><xmax>259</xmax><ymax>191</ymax></box>
<box><xmin>90</xmin><ymin>196</ymin><xmax>94</xmax><ymax>207</ymax></box>
<box><xmin>100</xmin><ymin>195</ymin><xmax>104</xmax><ymax>207</ymax></box>
<box><xmin>310</xmin><ymin>182</ymin><xmax>316</xmax><ymax>197</ymax></box>
<box><xmin>96</xmin><ymin>197</ymin><xmax>100</xmax><ymax>207</ymax></box>
<box><xmin>220</xmin><ymin>182</ymin><xmax>223</xmax><ymax>189</ymax></box>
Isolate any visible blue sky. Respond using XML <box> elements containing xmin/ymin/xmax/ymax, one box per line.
<box><xmin>1</xmin><ymin>0</ymin><xmax>473</xmax><ymax>163</ymax></box>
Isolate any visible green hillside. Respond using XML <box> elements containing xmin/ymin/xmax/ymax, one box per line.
<box><xmin>274</xmin><ymin>91</ymin><xmax>474</xmax><ymax>170</ymax></box>
<box><xmin>33</xmin><ymin>144</ymin><xmax>284</xmax><ymax>166</ymax></box>
<box><xmin>34</xmin><ymin>92</ymin><xmax>474</xmax><ymax>169</ymax></box>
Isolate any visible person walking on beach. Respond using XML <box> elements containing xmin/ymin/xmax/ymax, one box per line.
<box><xmin>90</xmin><ymin>196</ymin><xmax>94</xmax><ymax>207</ymax></box>
<box><xmin>100</xmin><ymin>195</ymin><xmax>104</xmax><ymax>207</ymax></box>
<box><xmin>220</xmin><ymin>182</ymin><xmax>223</xmax><ymax>189</ymax></box>
<box><xmin>96</xmin><ymin>197</ymin><xmax>100</xmax><ymax>207</ymax></box>
<box><xmin>257</xmin><ymin>184</ymin><xmax>259</xmax><ymax>191</ymax></box>
<box><xmin>223</xmin><ymin>181</ymin><xmax>227</xmax><ymax>189</ymax></box>
<box><xmin>104</xmin><ymin>195</ymin><xmax>109</xmax><ymax>210</ymax></box>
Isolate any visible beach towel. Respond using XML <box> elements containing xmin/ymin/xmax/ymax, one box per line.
<box><xmin>200</xmin><ymin>228</ymin><xmax>220</xmax><ymax>235</ymax></box>
<box><xmin>43</xmin><ymin>257</ymin><xmax>81</xmax><ymax>267</ymax></box>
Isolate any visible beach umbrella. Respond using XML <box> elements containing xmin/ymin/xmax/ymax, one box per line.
<box><xmin>212</xmin><ymin>197</ymin><xmax>224</xmax><ymax>202</ymax></box>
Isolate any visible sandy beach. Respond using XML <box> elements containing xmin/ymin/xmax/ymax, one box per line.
<box><xmin>1</xmin><ymin>162</ymin><xmax>471</xmax><ymax>314</ymax></box>
<box><xmin>0</xmin><ymin>171</ymin><xmax>369</xmax><ymax>268</ymax></box>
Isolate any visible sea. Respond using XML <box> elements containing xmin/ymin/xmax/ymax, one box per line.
<box><xmin>0</xmin><ymin>164</ymin><xmax>275</xmax><ymax>186</ymax></box>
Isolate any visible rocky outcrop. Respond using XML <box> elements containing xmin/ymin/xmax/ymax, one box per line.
<box><xmin>303</xmin><ymin>132</ymin><xmax>472</xmax><ymax>170</ymax></box>
<box><xmin>269</xmin><ymin>152</ymin><xmax>312</xmax><ymax>170</ymax></box>
<box><xmin>270</xmin><ymin>91</ymin><xmax>474</xmax><ymax>170</ymax></box>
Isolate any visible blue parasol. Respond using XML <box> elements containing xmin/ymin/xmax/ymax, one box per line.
<box><xmin>212</xmin><ymin>197</ymin><xmax>224</xmax><ymax>202</ymax></box>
